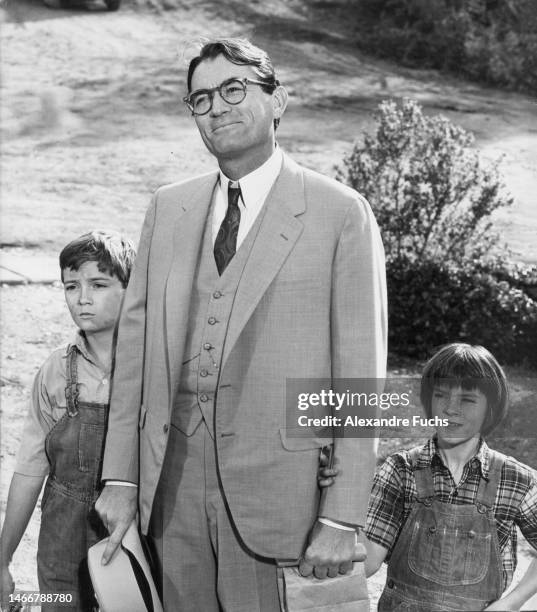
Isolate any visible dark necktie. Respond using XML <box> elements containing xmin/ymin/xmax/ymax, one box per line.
<box><xmin>214</xmin><ymin>182</ymin><xmax>242</xmax><ymax>275</ymax></box>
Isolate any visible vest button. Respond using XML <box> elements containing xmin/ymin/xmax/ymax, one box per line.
<box><xmin>213</xmin><ymin>291</ymin><xmax>222</xmax><ymax>299</ymax></box>
<box><xmin>387</xmin><ymin>579</ymin><xmax>394</xmax><ymax>589</ymax></box>
<box><xmin>208</xmin><ymin>316</ymin><xmax>217</xmax><ymax>325</ymax></box>
<box><xmin>163</xmin><ymin>423</ymin><xmax>169</xmax><ymax>433</ymax></box>
<box><xmin>200</xmin><ymin>369</ymin><xmax>208</xmax><ymax>377</ymax></box>
<box><xmin>203</xmin><ymin>342</ymin><xmax>212</xmax><ymax>350</ymax></box>
<box><xmin>199</xmin><ymin>393</ymin><xmax>209</xmax><ymax>402</ymax></box>
<box><xmin>468</xmin><ymin>530</ymin><xmax>476</xmax><ymax>538</ymax></box>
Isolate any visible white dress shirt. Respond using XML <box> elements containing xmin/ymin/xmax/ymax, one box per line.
<box><xmin>212</xmin><ymin>146</ymin><xmax>283</xmax><ymax>247</ymax></box>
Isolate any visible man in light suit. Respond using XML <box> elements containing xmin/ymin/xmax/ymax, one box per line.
<box><xmin>95</xmin><ymin>38</ymin><xmax>387</xmax><ymax>611</ymax></box>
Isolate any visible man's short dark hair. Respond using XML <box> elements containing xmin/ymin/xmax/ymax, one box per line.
<box><xmin>60</xmin><ymin>230</ymin><xmax>136</xmax><ymax>288</ymax></box>
<box><xmin>420</xmin><ymin>343</ymin><xmax>509</xmax><ymax>436</ymax></box>
<box><xmin>187</xmin><ymin>38</ymin><xmax>282</xmax><ymax>129</ymax></box>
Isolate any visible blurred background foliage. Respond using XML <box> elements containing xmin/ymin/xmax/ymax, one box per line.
<box><xmin>114</xmin><ymin>0</ymin><xmax>537</xmax><ymax>93</ymax></box>
<box><xmin>336</xmin><ymin>99</ymin><xmax>537</xmax><ymax>365</ymax></box>
<box><xmin>350</xmin><ymin>0</ymin><xmax>537</xmax><ymax>94</ymax></box>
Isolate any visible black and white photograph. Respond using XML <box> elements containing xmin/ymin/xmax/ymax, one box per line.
<box><xmin>1</xmin><ymin>0</ymin><xmax>536</xmax><ymax>610</ymax></box>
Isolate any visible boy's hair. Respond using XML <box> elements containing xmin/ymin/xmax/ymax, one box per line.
<box><xmin>59</xmin><ymin>230</ymin><xmax>136</xmax><ymax>288</ymax></box>
<box><xmin>420</xmin><ymin>343</ymin><xmax>508</xmax><ymax>436</ymax></box>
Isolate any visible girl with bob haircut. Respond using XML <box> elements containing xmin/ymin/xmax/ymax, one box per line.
<box><xmin>321</xmin><ymin>343</ymin><xmax>537</xmax><ymax>611</ymax></box>
<box><xmin>420</xmin><ymin>343</ymin><xmax>509</xmax><ymax>437</ymax></box>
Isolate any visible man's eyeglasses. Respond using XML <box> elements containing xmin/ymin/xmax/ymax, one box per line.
<box><xmin>183</xmin><ymin>77</ymin><xmax>270</xmax><ymax>116</ymax></box>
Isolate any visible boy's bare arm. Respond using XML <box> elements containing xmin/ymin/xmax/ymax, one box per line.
<box><xmin>485</xmin><ymin>557</ymin><xmax>537</xmax><ymax>611</ymax></box>
<box><xmin>0</xmin><ymin>473</ymin><xmax>45</xmax><ymax>601</ymax></box>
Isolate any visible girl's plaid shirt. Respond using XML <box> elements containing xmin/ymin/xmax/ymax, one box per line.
<box><xmin>365</xmin><ymin>437</ymin><xmax>537</xmax><ymax>590</ymax></box>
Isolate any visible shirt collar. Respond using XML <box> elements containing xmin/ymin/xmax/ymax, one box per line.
<box><xmin>428</xmin><ymin>436</ymin><xmax>491</xmax><ymax>478</ymax></box>
<box><xmin>67</xmin><ymin>330</ymin><xmax>97</xmax><ymax>367</ymax></box>
<box><xmin>218</xmin><ymin>146</ymin><xmax>283</xmax><ymax>209</ymax></box>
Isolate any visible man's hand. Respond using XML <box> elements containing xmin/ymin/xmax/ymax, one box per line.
<box><xmin>299</xmin><ymin>521</ymin><xmax>357</xmax><ymax>579</ymax></box>
<box><xmin>0</xmin><ymin>564</ymin><xmax>14</xmax><ymax>612</ymax></box>
<box><xmin>94</xmin><ymin>484</ymin><xmax>137</xmax><ymax>565</ymax></box>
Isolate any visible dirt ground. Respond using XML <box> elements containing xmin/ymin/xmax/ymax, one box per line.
<box><xmin>1</xmin><ymin>0</ymin><xmax>537</xmax><ymax>609</ymax></box>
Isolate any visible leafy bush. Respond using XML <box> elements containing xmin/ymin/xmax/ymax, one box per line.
<box><xmin>351</xmin><ymin>0</ymin><xmax>537</xmax><ymax>95</ymax></box>
<box><xmin>336</xmin><ymin>98</ymin><xmax>537</xmax><ymax>365</ymax></box>
<box><xmin>336</xmin><ymin>98</ymin><xmax>512</xmax><ymax>265</ymax></box>
<box><xmin>463</xmin><ymin>23</ymin><xmax>537</xmax><ymax>93</ymax></box>
<box><xmin>388</xmin><ymin>257</ymin><xmax>537</xmax><ymax>365</ymax></box>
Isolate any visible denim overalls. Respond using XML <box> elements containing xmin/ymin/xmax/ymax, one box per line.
<box><xmin>37</xmin><ymin>347</ymin><xmax>108</xmax><ymax>611</ymax></box>
<box><xmin>378</xmin><ymin>448</ymin><xmax>504</xmax><ymax>611</ymax></box>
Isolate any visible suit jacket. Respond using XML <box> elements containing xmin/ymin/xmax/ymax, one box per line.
<box><xmin>102</xmin><ymin>153</ymin><xmax>387</xmax><ymax>559</ymax></box>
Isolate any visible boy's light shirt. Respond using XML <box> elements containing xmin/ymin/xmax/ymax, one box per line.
<box><xmin>212</xmin><ymin>146</ymin><xmax>283</xmax><ymax>247</ymax></box>
<box><xmin>15</xmin><ymin>331</ymin><xmax>111</xmax><ymax>478</ymax></box>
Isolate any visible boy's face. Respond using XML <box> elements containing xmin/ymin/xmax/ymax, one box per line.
<box><xmin>432</xmin><ymin>384</ymin><xmax>488</xmax><ymax>446</ymax></box>
<box><xmin>63</xmin><ymin>261</ymin><xmax>125</xmax><ymax>337</ymax></box>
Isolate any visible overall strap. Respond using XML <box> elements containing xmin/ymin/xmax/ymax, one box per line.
<box><xmin>64</xmin><ymin>347</ymin><xmax>80</xmax><ymax>417</ymax></box>
<box><xmin>475</xmin><ymin>449</ymin><xmax>503</xmax><ymax>511</ymax></box>
<box><xmin>408</xmin><ymin>447</ymin><xmax>435</xmax><ymax>502</ymax></box>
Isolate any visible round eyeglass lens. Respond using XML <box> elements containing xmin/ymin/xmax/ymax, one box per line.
<box><xmin>221</xmin><ymin>80</ymin><xmax>247</xmax><ymax>104</ymax></box>
<box><xmin>192</xmin><ymin>93</ymin><xmax>211</xmax><ymax>115</ymax></box>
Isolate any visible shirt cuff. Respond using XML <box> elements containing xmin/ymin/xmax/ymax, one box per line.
<box><xmin>318</xmin><ymin>517</ymin><xmax>357</xmax><ymax>532</ymax></box>
<box><xmin>105</xmin><ymin>480</ymin><xmax>137</xmax><ymax>487</ymax></box>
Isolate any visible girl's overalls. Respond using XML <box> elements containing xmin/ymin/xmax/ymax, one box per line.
<box><xmin>37</xmin><ymin>347</ymin><xmax>108</xmax><ymax>612</ymax></box>
<box><xmin>378</xmin><ymin>448</ymin><xmax>504</xmax><ymax>612</ymax></box>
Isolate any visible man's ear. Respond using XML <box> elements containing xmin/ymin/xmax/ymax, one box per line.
<box><xmin>272</xmin><ymin>85</ymin><xmax>288</xmax><ymax>121</ymax></box>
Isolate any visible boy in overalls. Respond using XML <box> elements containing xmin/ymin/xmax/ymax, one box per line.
<box><xmin>320</xmin><ymin>344</ymin><xmax>537</xmax><ymax>611</ymax></box>
<box><xmin>0</xmin><ymin>230</ymin><xmax>136</xmax><ymax>611</ymax></box>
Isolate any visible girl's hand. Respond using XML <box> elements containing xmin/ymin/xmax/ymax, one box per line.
<box><xmin>318</xmin><ymin>448</ymin><xmax>339</xmax><ymax>488</ymax></box>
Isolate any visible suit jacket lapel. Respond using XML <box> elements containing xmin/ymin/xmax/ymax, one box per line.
<box><xmin>165</xmin><ymin>172</ymin><xmax>218</xmax><ymax>396</ymax></box>
<box><xmin>222</xmin><ymin>155</ymin><xmax>305</xmax><ymax>366</ymax></box>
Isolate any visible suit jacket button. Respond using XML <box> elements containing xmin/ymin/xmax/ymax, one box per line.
<box><xmin>208</xmin><ymin>316</ymin><xmax>217</xmax><ymax>325</ymax></box>
<box><xmin>199</xmin><ymin>393</ymin><xmax>209</xmax><ymax>402</ymax></box>
<box><xmin>163</xmin><ymin>423</ymin><xmax>169</xmax><ymax>433</ymax></box>
<box><xmin>203</xmin><ymin>342</ymin><xmax>212</xmax><ymax>350</ymax></box>
<box><xmin>200</xmin><ymin>369</ymin><xmax>208</xmax><ymax>377</ymax></box>
<box><xmin>213</xmin><ymin>291</ymin><xmax>222</xmax><ymax>299</ymax></box>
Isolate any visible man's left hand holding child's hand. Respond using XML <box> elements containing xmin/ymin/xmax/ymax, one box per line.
<box><xmin>95</xmin><ymin>484</ymin><xmax>137</xmax><ymax>565</ymax></box>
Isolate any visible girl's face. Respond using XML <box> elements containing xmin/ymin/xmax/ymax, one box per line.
<box><xmin>431</xmin><ymin>385</ymin><xmax>489</xmax><ymax>447</ymax></box>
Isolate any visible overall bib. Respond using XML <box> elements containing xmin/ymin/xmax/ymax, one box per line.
<box><xmin>37</xmin><ymin>348</ymin><xmax>108</xmax><ymax>611</ymax></box>
<box><xmin>378</xmin><ymin>449</ymin><xmax>504</xmax><ymax>612</ymax></box>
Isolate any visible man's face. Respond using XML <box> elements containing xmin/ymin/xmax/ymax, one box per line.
<box><xmin>63</xmin><ymin>261</ymin><xmax>125</xmax><ymax>337</ymax></box>
<box><xmin>189</xmin><ymin>55</ymin><xmax>284</xmax><ymax>166</ymax></box>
